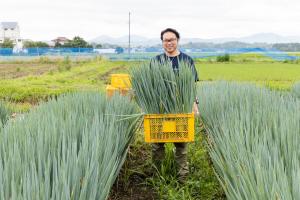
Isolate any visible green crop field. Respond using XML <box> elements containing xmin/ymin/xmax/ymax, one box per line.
<box><xmin>0</xmin><ymin>54</ymin><xmax>299</xmax><ymax>199</ymax></box>
<box><xmin>196</xmin><ymin>62</ymin><xmax>300</xmax><ymax>89</ymax></box>
<box><xmin>197</xmin><ymin>63</ymin><xmax>300</xmax><ymax>81</ymax></box>
<box><xmin>0</xmin><ymin>58</ymin><xmax>137</xmax><ymax>103</ymax></box>
<box><xmin>288</xmin><ymin>52</ymin><xmax>300</xmax><ymax>56</ymax></box>
<box><xmin>1</xmin><ymin>55</ymin><xmax>299</xmax><ymax>104</ymax></box>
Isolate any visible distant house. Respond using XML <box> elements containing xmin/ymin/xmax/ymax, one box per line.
<box><xmin>0</xmin><ymin>22</ymin><xmax>21</xmax><ymax>44</ymax></box>
<box><xmin>94</xmin><ymin>48</ymin><xmax>116</xmax><ymax>54</ymax></box>
<box><xmin>51</xmin><ymin>37</ymin><xmax>70</xmax><ymax>46</ymax></box>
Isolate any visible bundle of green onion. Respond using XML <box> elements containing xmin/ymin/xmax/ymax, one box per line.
<box><xmin>0</xmin><ymin>93</ymin><xmax>141</xmax><ymax>200</ymax></box>
<box><xmin>130</xmin><ymin>58</ymin><xmax>196</xmax><ymax>114</ymax></box>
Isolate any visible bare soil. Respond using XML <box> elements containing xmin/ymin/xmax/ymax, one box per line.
<box><xmin>0</xmin><ymin>63</ymin><xmax>57</xmax><ymax>79</ymax></box>
<box><xmin>108</xmin><ymin>143</ymin><xmax>158</xmax><ymax>200</ymax></box>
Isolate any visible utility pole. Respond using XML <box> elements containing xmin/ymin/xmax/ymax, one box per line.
<box><xmin>128</xmin><ymin>12</ymin><xmax>131</xmax><ymax>55</ymax></box>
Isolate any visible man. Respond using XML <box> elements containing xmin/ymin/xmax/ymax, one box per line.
<box><xmin>151</xmin><ymin>28</ymin><xmax>199</xmax><ymax>183</ymax></box>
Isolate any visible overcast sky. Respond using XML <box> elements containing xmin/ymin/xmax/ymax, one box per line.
<box><xmin>1</xmin><ymin>0</ymin><xmax>299</xmax><ymax>41</ymax></box>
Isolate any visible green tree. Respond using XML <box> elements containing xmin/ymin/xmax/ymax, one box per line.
<box><xmin>23</xmin><ymin>41</ymin><xmax>49</xmax><ymax>48</ymax></box>
<box><xmin>216</xmin><ymin>54</ymin><xmax>230</xmax><ymax>62</ymax></box>
<box><xmin>63</xmin><ymin>36</ymin><xmax>92</xmax><ymax>48</ymax></box>
<box><xmin>0</xmin><ymin>39</ymin><xmax>14</xmax><ymax>48</ymax></box>
<box><xmin>90</xmin><ymin>42</ymin><xmax>102</xmax><ymax>48</ymax></box>
<box><xmin>54</xmin><ymin>41</ymin><xmax>62</xmax><ymax>48</ymax></box>
<box><xmin>95</xmin><ymin>44</ymin><xmax>102</xmax><ymax>48</ymax></box>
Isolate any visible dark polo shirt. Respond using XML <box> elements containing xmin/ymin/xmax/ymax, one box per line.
<box><xmin>151</xmin><ymin>51</ymin><xmax>199</xmax><ymax>82</ymax></box>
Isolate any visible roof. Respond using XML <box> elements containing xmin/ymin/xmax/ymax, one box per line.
<box><xmin>0</xmin><ymin>22</ymin><xmax>18</xmax><ymax>29</ymax></box>
<box><xmin>52</xmin><ymin>37</ymin><xmax>70</xmax><ymax>42</ymax></box>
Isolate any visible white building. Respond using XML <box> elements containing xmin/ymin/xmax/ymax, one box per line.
<box><xmin>94</xmin><ymin>48</ymin><xmax>116</xmax><ymax>54</ymax></box>
<box><xmin>0</xmin><ymin>22</ymin><xmax>21</xmax><ymax>46</ymax></box>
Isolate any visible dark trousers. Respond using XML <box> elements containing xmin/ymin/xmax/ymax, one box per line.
<box><xmin>152</xmin><ymin>142</ymin><xmax>189</xmax><ymax>179</ymax></box>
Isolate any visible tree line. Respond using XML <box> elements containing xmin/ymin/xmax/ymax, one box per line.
<box><xmin>0</xmin><ymin>36</ymin><xmax>97</xmax><ymax>48</ymax></box>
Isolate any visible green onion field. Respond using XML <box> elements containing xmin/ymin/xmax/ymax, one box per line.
<box><xmin>0</xmin><ymin>53</ymin><xmax>299</xmax><ymax>199</ymax></box>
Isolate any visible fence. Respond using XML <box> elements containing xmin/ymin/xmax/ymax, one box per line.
<box><xmin>0</xmin><ymin>47</ymin><xmax>95</xmax><ymax>56</ymax></box>
<box><xmin>0</xmin><ymin>47</ymin><xmax>299</xmax><ymax>61</ymax></box>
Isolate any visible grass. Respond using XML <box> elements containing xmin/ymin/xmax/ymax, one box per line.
<box><xmin>196</xmin><ymin>62</ymin><xmax>300</xmax><ymax>90</ymax></box>
<box><xmin>287</xmin><ymin>52</ymin><xmax>300</xmax><ymax>56</ymax></box>
<box><xmin>1</xmin><ymin>58</ymin><xmax>299</xmax><ymax>103</ymax></box>
<box><xmin>110</xmin><ymin>119</ymin><xmax>225</xmax><ymax>200</ymax></box>
<box><xmin>147</xmin><ymin>134</ymin><xmax>225</xmax><ymax>199</ymax></box>
<box><xmin>197</xmin><ymin>62</ymin><xmax>300</xmax><ymax>82</ymax></box>
<box><xmin>0</xmin><ymin>59</ymin><xmax>139</xmax><ymax>102</ymax></box>
<box><xmin>195</xmin><ymin>53</ymin><xmax>275</xmax><ymax>63</ymax></box>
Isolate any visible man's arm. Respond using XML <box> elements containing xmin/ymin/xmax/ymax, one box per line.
<box><xmin>190</xmin><ymin>59</ymin><xmax>199</xmax><ymax>82</ymax></box>
<box><xmin>193</xmin><ymin>97</ymin><xmax>199</xmax><ymax>116</ymax></box>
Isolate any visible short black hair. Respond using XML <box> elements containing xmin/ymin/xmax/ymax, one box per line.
<box><xmin>160</xmin><ymin>28</ymin><xmax>180</xmax><ymax>41</ymax></box>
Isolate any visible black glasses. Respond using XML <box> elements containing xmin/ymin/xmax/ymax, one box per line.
<box><xmin>162</xmin><ymin>38</ymin><xmax>177</xmax><ymax>43</ymax></box>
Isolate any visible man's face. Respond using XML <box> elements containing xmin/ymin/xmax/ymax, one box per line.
<box><xmin>162</xmin><ymin>32</ymin><xmax>178</xmax><ymax>55</ymax></box>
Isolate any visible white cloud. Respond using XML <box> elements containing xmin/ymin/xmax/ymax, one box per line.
<box><xmin>0</xmin><ymin>0</ymin><xmax>299</xmax><ymax>40</ymax></box>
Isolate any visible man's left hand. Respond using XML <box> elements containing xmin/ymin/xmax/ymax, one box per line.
<box><xmin>193</xmin><ymin>102</ymin><xmax>200</xmax><ymax>117</ymax></box>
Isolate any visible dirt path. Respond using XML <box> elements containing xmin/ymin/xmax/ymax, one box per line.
<box><xmin>0</xmin><ymin>63</ymin><xmax>57</xmax><ymax>79</ymax></box>
<box><xmin>108</xmin><ymin>144</ymin><xmax>158</xmax><ymax>200</ymax></box>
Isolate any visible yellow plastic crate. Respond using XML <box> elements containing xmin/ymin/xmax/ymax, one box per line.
<box><xmin>106</xmin><ymin>85</ymin><xmax>131</xmax><ymax>97</ymax></box>
<box><xmin>111</xmin><ymin>74</ymin><xmax>131</xmax><ymax>88</ymax></box>
<box><xmin>144</xmin><ymin>113</ymin><xmax>194</xmax><ymax>143</ymax></box>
